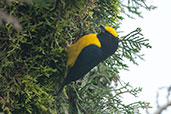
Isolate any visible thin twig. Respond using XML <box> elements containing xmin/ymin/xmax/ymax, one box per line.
<box><xmin>61</xmin><ymin>103</ymin><xmax>69</xmax><ymax>114</ymax></box>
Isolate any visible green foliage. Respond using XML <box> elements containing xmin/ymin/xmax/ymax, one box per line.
<box><xmin>120</xmin><ymin>0</ymin><xmax>157</xmax><ymax>18</ymax></box>
<box><xmin>0</xmin><ymin>0</ymin><xmax>154</xmax><ymax>114</ymax></box>
<box><xmin>119</xmin><ymin>28</ymin><xmax>151</xmax><ymax>64</ymax></box>
<box><xmin>62</xmin><ymin>65</ymin><xmax>151</xmax><ymax>114</ymax></box>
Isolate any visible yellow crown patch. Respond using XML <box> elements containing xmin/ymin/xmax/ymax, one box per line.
<box><xmin>105</xmin><ymin>26</ymin><xmax>118</xmax><ymax>37</ymax></box>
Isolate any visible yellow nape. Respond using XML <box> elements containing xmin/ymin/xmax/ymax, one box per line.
<box><xmin>105</xmin><ymin>26</ymin><xmax>118</xmax><ymax>37</ymax></box>
<box><xmin>66</xmin><ymin>34</ymin><xmax>101</xmax><ymax>67</ymax></box>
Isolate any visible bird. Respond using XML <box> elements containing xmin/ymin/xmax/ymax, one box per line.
<box><xmin>57</xmin><ymin>25</ymin><xmax>119</xmax><ymax>96</ymax></box>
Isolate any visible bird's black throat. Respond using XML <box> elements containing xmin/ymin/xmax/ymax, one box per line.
<box><xmin>97</xmin><ymin>31</ymin><xmax>118</xmax><ymax>59</ymax></box>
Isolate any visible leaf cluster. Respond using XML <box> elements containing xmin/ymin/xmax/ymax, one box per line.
<box><xmin>119</xmin><ymin>28</ymin><xmax>151</xmax><ymax>64</ymax></box>
<box><xmin>120</xmin><ymin>0</ymin><xmax>157</xmax><ymax>18</ymax></box>
<box><xmin>62</xmin><ymin>72</ymin><xmax>150</xmax><ymax>114</ymax></box>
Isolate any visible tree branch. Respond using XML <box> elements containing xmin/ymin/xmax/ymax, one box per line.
<box><xmin>0</xmin><ymin>8</ymin><xmax>22</xmax><ymax>31</ymax></box>
<box><xmin>154</xmin><ymin>101</ymin><xmax>171</xmax><ymax>114</ymax></box>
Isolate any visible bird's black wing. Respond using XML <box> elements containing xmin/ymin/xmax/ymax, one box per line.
<box><xmin>56</xmin><ymin>45</ymin><xmax>103</xmax><ymax>95</ymax></box>
<box><xmin>66</xmin><ymin>44</ymin><xmax>103</xmax><ymax>82</ymax></box>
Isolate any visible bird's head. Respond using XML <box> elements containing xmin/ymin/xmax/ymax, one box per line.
<box><xmin>100</xmin><ymin>25</ymin><xmax>118</xmax><ymax>38</ymax></box>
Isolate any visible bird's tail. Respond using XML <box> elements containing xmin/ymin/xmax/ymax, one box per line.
<box><xmin>56</xmin><ymin>84</ymin><xmax>69</xmax><ymax>99</ymax></box>
<box><xmin>56</xmin><ymin>69</ymin><xmax>67</xmax><ymax>96</ymax></box>
<box><xmin>56</xmin><ymin>84</ymin><xmax>65</xmax><ymax>96</ymax></box>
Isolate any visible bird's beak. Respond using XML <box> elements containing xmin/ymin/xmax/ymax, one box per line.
<box><xmin>100</xmin><ymin>25</ymin><xmax>105</xmax><ymax>32</ymax></box>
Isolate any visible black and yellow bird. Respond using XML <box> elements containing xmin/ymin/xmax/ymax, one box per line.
<box><xmin>57</xmin><ymin>25</ymin><xmax>119</xmax><ymax>96</ymax></box>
